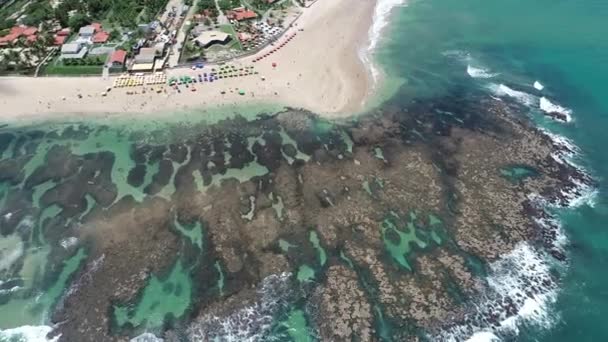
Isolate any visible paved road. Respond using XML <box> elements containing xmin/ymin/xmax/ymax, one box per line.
<box><xmin>168</xmin><ymin>2</ymin><xmax>198</xmax><ymax>67</ymax></box>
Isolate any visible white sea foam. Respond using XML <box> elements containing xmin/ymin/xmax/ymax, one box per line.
<box><xmin>467</xmin><ymin>65</ymin><xmax>499</xmax><ymax>79</ymax></box>
<box><xmin>59</xmin><ymin>237</ymin><xmax>78</xmax><ymax>250</ymax></box>
<box><xmin>487</xmin><ymin>83</ymin><xmax>536</xmax><ymax>107</ymax></box>
<box><xmin>465</xmin><ymin>331</ymin><xmax>501</xmax><ymax>342</ymax></box>
<box><xmin>436</xmin><ymin>243</ymin><xmax>559</xmax><ymax>341</ymax></box>
<box><xmin>0</xmin><ymin>325</ymin><xmax>60</xmax><ymax>342</ymax></box>
<box><xmin>539</xmin><ymin>129</ymin><xmax>597</xmax><ymax>208</ymax></box>
<box><xmin>130</xmin><ymin>332</ymin><xmax>164</xmax><ymax>342</ymax></box>
<box><xmin>540</xmin><ymin>97</ymin><xmax>573</xmax><ymax>122</ymax></box>
<box><xmin>534</xmin><ymin>81</ymin><xmax>544</xmax><ymax>91</ymax></box>
<box><xmin>361</xmin><ymin>0</ymin><xmax>408</xmax><ymax>83</ymax></box>
<box><xmin>188</xmin><ymin>272</ymin><xmax>292</xmax><ymax>341</ymax></box>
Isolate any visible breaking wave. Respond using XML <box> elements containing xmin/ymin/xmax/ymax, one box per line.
<box><xmin>435</xmin><ymin>243</ymin><xmax>560</xmax><ymax>341</ymax></box>
<box><xmin>362</xmin><ymin>0</ymin><xmax>408</xmax><ymax>83</ymax></box>
<box><xmin>130</xmin><ymin>332</ymin><xmax>164</xmax><ymax>342</ymax></box>
<box><xmin>187</xmin><ymin>272</ymin><xmax>292</xmax><ymax>341</ymax></box>
<box><xmin>0</xmin><ymin>325</ymin><xmax>59</xmax><ymax>342</ymax></box>
<box><xmin>486</xmin><ymin>83</ymin><xmax>536</xmax><ymax>107</ymax></box>
<box><xmin>534</xmin><ymin>81</ymin><xmax>544</xmax><ymax>91</ymax></box>
<box><xmin>467</xmin><ymin>65</ymin><xmax>499</xmax><ymax>79</ymax></box>
<box><xmin>540</xmin><ymin>97</ymin><xmax>573</xmax><ymax>122</ymax></box>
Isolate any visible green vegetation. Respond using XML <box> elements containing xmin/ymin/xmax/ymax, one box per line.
<box><xmin>197</xmin><ymin>0</ymin><xmax>219</xmax><ymax>17</ymax></box>
<box><xmin>217</xmin><ymin>24</ymin><xmax>243</xmax><ymax>50</ymax></box>
<box><xmin>41</xmin><ymin>55</ymin><xmax>106</xmax><ymax>76</ymax></box>
<box><xmin>62</xmin><ymin>55</ymin><xmax>106</xmax><ymax>66</ymax></box>
<box><xmin>218</xmin><ymin>0</ymin><xmax>241</xmax><ymax>11</ymax></box>
<box><xmin>43</xmin><ymin>64</ymin><xmax>104</xmax><ymax>75</ymax></box>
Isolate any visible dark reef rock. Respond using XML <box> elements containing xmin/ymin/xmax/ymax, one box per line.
<box><xmin>0</xmin><ymin>92</ymin><xmax>583</xmax><ymax>342</ymax></box>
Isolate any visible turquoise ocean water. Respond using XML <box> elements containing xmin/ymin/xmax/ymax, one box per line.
<box><xmin>377</xmin><ymin>0</ymin><xmax>608</xmax><ymax>340</ymax></box>
<box><xmin>0</xmin><ymin>0</ymin><xmax>606</xmax><ymax>341</ymax></box>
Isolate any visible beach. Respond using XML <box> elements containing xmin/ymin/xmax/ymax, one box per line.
<box><xmin>0</xmin><ymin>0</ymin><xmax>379</xmax><ymax>123</ymax></box>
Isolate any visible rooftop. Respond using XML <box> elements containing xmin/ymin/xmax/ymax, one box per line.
<box><xmin>61</xmin><ymin>43</ymin><xmax>82</xmax><ymax>54</ymax></box>
<box><xmin>110</xmin><ymin>50</ymin><xmax>127</xmax><ymax>64</ymax></box>
<box><xmin>227</xmin><ymin>8</ymin><xmax>257</xmax><ymax>21</ymax></box>
<box><xmin>79</xmin><ymin>26</ymin><xmax>95</xmax><ymax>36</ymax></box>
<box><xmin>92</xmin><ymin>31</ymin><xmax>110</xmax><ymax>43</ymax></box>
<box><xmin>193</xmin><ymin>31</ymin><xmax>230</xmax><ymax>47</ymax></box>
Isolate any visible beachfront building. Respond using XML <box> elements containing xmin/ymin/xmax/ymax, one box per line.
<box><xmin>60</xmin><ymin>43</ymin><xmax>87</xmax><ymax>59</ymax></box>
<box><xmin>226</xmin><ymin>8</ymin><xmax>258</xmax><ymax>22</ymax></box>
<box><xmin>131</xmin><ymin>47</ymin><xmax>158</xmax><ymax>72</ymax></box>
<box><xmin>193</xmin><ymin>31</ymin><xmax>231</xmax><ymax>49</ymax></box>
<box><xmin>109</xmin><ymin>49</ymin><xmax>127</xmax><ymax>71</ymax></box>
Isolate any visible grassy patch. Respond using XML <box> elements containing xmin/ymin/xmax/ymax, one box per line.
<box><xmin>218</xmin><ymin>24</ymin><xmax>243</xmax><ymax>50</ymax></box>
<box><xmin>42</xmin><ymin>64</ymin><xmax>103</xmax><ymax>76</ymax></box>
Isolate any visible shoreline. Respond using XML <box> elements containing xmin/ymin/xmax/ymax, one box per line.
<box><xmin>0</xmin><ymin>0</ymin><xmax>401</xmax><ymax>125</ymax></box>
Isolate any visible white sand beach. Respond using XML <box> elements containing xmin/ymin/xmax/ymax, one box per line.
<box><xmin>0</xmin><ymin>0</ymin><xmax>381</xmax><ymax>123</ymax></box>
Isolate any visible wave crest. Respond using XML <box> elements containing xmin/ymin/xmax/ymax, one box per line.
<box><xmin>540</xmin><ymin>97</ymin><xmax>573</xmax><ymax>122</ymax></box>
<box><xmin>467</xmin><ymin>65</ymin><xmax>499</xmax><ymax>79</ymax></box>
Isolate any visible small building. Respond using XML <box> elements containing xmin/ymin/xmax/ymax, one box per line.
<box><xmin>91</xmin><ymin>23</ymin><xmax>102</xmax><ymax>31</ymax></box>
<box><xmin>56</xmin><ymin>28</ymin><xmax>71</xmax><ymax>36</ymax></box>
<box><xmin>226</xmin><ymin>8</ymin><xmax>257</xmax><ymax>21</ymax></box>
<box><xmin>54</xmin><ymin>35</ymin><xmax>68</xmax><ymax>45</ymax></box>
<box><xmin>134</xmin><ymin>47</ymin><xmax>157</xmax><ymax>64</ymax></box>
<box><xmin>78</xmin><ymin>26</ymin><xmax>95</xmax><ymax>38</ymax></box>
<box><xmin>110</xmin><ymin>49</ymin><xmax>127</xmax><ymax>67</ymax></box>
<box><xmin>60</xmin><ymin>43</ymin><xmax>87</xmax><ymax>59</ymax></box>
<box><xmin>153</xmin><ymin>42</ymin><xmax>167</xmax><ymax>56</ymax></box>
<box><xmin>92</xmin><ymin>31</ymin><xmax>110</xmax><ymax>43</ymax></box>
<box><xmin>193</xmin><ymin>31</ymin><xmax>231</xmax><ymax>48</ymax></box>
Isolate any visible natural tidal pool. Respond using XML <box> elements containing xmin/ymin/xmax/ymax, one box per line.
<box><xmin>0</xmin><ymin>88</ymin><xmax>590</xmax><ymax>341</ymax></box>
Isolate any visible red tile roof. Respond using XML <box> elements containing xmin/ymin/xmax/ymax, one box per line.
<box><xmin>57</xmin><ymin>28</ymin><xmax>71</xmax><ymax>36</ymax></box>
<box><xmin>54</xmin><ymin>35</ymin><xmax>68</xmax><ymax>45</ymax></box>
<box><xmin>9</xmin><ymin>26</ymin><xmax>26</xmax><ymax>35</ymax></box>
<box><xmin>26</xmin><ymin>34</ymin><xmax>37</xmax><ymax>43</ymax></box>
<box><xmin>110</xmin><ymin>49</ymin><xmax>127</xmax><ymax>64</ymax></box>
<box><xmin>0</xmin><ymin>33</ymin><xmax>19</xmax><ymax>44</ymax></box>
<box><xmin>227</xmin><ymin>8</ymin><xmax>257</xmax><ymax>21</ymax></box>
<box><xmin>92</xmin><ymin>31</ymin><xmax>110</xmax><ymax>43</ymax></box>
<box><xmin>0</xmin><ymin>26</ymin><xmax>39</xmax><ymax>44</ymax></box>
<box><xmin>22</xmin><ymin>27</ymin><xmax>38</xmax><ymax>36</ymax></box>
<box><xmin>91</xmin><ymin>23</ymin><xmax>102</xmax><ymax>32</ymax></box>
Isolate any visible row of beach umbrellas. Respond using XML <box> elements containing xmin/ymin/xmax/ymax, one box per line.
<box><xmin>252</xmin><ymin>32</ymin><xmax>297</xmax><ymax>63</ymax></box>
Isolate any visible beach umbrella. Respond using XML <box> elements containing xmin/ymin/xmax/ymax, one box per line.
<box><xmin>239</xmin><ymin>90</ymin><xmax>245</xmax><ymax>95</ymax></box>
<box><xmin>272</xmin><ymin>62</ymin><xmax>277</xmax><ymax>68</ymax></box>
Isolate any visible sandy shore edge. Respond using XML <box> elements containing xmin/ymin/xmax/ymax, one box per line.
<box><xmin>0</xmin><ymin>0</ymin><xmax>395</xmax><ymax>125</ymax></box>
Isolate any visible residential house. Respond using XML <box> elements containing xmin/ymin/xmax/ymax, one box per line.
<box><xmin>226</xmin><ymin>8</ymin><xmax>258</xmax><ymax>21</ymax></box>
<box><xmin>60</xmin><ymin>43</ymin><xmax>87</xmax><ymax>59</ymax></box>
<box><xmin>92</xmin><ymin>31</ymin><xmax>110</xmax><ymax>43</ymax></box>
<box><xmin>0</xmin><ymin>26</ymin><xmax>38</xmax><ymax>47</ymax></box>
<box><xmin>78</xmin><ymin>26</ymin><xmax>95</xmax><ymax>38</ymax></box>
<box><xmin>109</xmin><ymin>49</ymin><xmax>127</xmax><ymax>69</ymax></box>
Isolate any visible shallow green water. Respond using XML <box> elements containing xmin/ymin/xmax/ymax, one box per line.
<box><xmin>114</xmin><ymin>260</ymin><xmax>192</xmax><ymax>329</ymax></box>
